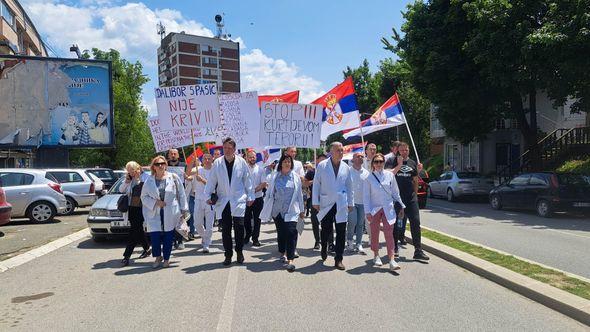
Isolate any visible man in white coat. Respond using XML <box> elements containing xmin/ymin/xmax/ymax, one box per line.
<box><xmin>205</xmin><ymin>138</ymin><xmax>255</xmax><ymax>265</ymax></box>
<box><xmin>312</xmin><ymin>142</ymin><xmax>354</xmax><ymax>270</ymax></box>
<box><xmin>186</xmin><ymin>153</ymin><xmax>215</xmax><ymax>253</ymax></box>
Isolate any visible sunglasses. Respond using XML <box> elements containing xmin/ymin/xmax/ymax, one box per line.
<box><xmin>373</xmin><ymin>160</ymin><xmax>385</xmax><ymax>164</ymax></box>
<box><xmin>154</xmin><ymin>162</ymin><xmax>166</xmax><ymax>166</ymax></box>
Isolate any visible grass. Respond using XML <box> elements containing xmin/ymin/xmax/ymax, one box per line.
<box><xmin>420</xmin><ymin>228</ymin><xmax>590</xmax><ymax>300</ymax></box>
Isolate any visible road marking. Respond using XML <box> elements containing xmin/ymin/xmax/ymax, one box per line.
<box><xmin>546</xmin><ymin>228</ymin><xmax>590</xmax><ymax>240</ymax></box>
<box><xmin>0</xmin><ymin>228</ymin><xmax>90</xmax><ymax>273</ymax></box>
<box><xmin>427</xmin><ymin>204</ymin><xmax>470</xmax><ymax>215</ymax></box>
<box><xmin>216</xmin><ymin>266</ymin><xmax>240</xmax><ymax>332</ymax></box>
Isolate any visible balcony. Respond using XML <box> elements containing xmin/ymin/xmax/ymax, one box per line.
<box><xmin>0</xmin><ymin>18</ymin><xmax>18</xmax><ymax>48</ymax></box>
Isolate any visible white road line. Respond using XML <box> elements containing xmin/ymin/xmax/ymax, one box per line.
<box><xmin>427</xmin><ymin>204</ymin><xmax>470</xmax><ymax>215</ymax></box>
<box><xmin>216</xmin><ymin>266</ymin><xmax>240</xmax><ymax>332</ymax></box>
<box><xmin>546</xmin><ymin>228</ymin><xmax>590</xmax><ymax>240</ymax></box>
<box><xmin>0</xmin><ymin>228</ymin><xmax>90</xmax><ymax>273</ymax></box>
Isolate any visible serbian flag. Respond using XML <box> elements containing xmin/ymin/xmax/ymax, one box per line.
<box><xmin>257</xmin><ymin>148</ymin><xmax>281</xmax><ymax>166</ymax></box>
<box><xmin>343</xmin><ymin>142</ymin><xmax>367</xmax><ymax>160</ymax></box>
<box><xmin>205</xmin><ymin>143</ymin><xmax>223</xmax><ymax>156</ymax></box>
<box><xmin>343</xmin><ymin>92</ymin><xmax>406</xmax><ymax>139</ymax></box>
<box><xmin>186</xmin><ymin>147</ymin><xmax>204</xmax><ymax>166</ymax></box>
<box><xmin>312</xmin><ymin>77</ymin><xmax>360</xmax><ymax>140</ymax></box>
<box><xmin>258</xmin><ymin>91</ymin><xmax>300</xmax><ymax>107</ymax></box>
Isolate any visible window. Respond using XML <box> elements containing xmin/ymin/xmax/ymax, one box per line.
<box><xmin>509</xmin><ymin>175</ymin><xmax>530</xmax><ymax>186</ymax></box>
<box><xmin>203</xmin><ymin>69</ymin><xmax>218</xmax><ymax>76</ymax></box>
<box><xmin>1</xmin><ymin>1</ymin><xmax>15</xmax><ymax>28</ymax></box>
<box><xmin>86</xmin><ymin>169</ymin><xmax>115</xmax><ymax>181</ymax></box>
<box><xmin>0</xmin><ymin>172</ymin><xmax>34</xmax><ymax>187</ymax></box>
<box><xmin>203</xmin><ymin>57</ymin><xmax>218</xmax><ymax>65</ymax></box>
<box><xmin>529</xmin><ymin>174</ymin><xmax>548</xmax><ymax>186</ymax></box>
<box><xmin>49</xmin><ymin>172</ymin><xmax>84</xmax><ymax>183</ymax></box>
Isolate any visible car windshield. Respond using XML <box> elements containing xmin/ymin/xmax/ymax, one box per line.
<box><xmin>457</xmin><ymin>172</ymin><xmax>484</xmax><ymax>179</ymax></box>
<box><xmin>557</xmin><ymin>174</ymin><xmax>590</xmax><ymax>188</ymax></box>
<box><xmin>87</xmin><ymin>169</ymin><xmax>115</xmax><ymax>181</ymax></box>
<box><xmin>107</xmin><ymin>171</ymin><xmax>151</xmax><ymax>194</ymax></box>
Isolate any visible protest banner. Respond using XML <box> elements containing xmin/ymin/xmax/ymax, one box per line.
<box><xmin>167</xmin><ymin>166</ymin><xmax>186</xmax><ymax>184</ymax></box>
<box><xmin>155</xmin><ymin>83</ymin><xmax>220</xmax><ymax>143</ymax></box>
<box><xmin>259</xmin><ymin>102</ymin><xmax>323</xmax><ymax>148</ymax></box>
<box><xmin>217</xmin><ymin>91</ymin><xmax>260</xmax><ymax>149</ymax></box>
<box><xmin>148</xmin><ymin>116</ymin><xmax>193</xmax><ymax>152</ymax></box>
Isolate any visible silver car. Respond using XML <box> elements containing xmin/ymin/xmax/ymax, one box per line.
<box><xmin>0</xmin><ymin>169</ymin><xmax>67</xmax><ymax>222</ymax></box>
<box><xmin>87</xmin><ymin>176</ymin><xmax>127</xmax><ymax>241</ymax></box>
<box><xmin>428</xmin><ymin>171</ymin><xmax>495</xmax><ymax>202</ymax></box>
<box><xmin>46</xmin><ymin>169</ymin><xmax>98</xmax><ymax>215</ymax></box>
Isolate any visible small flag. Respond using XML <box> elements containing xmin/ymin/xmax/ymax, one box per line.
<box><xmin>258</xmin><ymin>91</ymin><xmax>300</xmax><ymax>107</ymax></box>
<box><xmin>343</xmin><ymin>92</ymin><xmax>405</xmax><ymax>139</ymax></box>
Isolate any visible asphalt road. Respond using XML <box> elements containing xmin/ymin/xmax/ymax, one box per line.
<box><xmin>0</xmin><ymin>220</ymin><xmax>586</xmax><ymax>331</ymax></box>
<box><xmin>0</xmin><ymin>208</ymin><xmax>90</xmax><ymax>261</ymax></box>
<box><xmin>421</xmin><ymin>198</ymin><xmax>590</xmax><ymax>279</ymax></box>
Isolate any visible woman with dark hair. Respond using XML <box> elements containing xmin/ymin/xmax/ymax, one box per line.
<box><xmin>260</xmin><ymin>154</ymin><xmax>305</xmax><ymax>272</ymax></box>
<box><xmin>91</xmin><ymin>112</ymin><xmax>109</xmax><ymax>144</ymax></box>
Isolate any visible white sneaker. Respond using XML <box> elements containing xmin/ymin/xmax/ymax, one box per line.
<box><xmin>373</xmin><ymin>256</ymin><xmax>383</xmax><ymax>266</ymax></box>
<box><xmin>202</xmin><ymin>247</ymin><xmax>209</xmax><ymax>253</ymax></box>
<box><xmin>389</xmin><ymin>260</ymin><xmax>401</xmax><ymax>271</ymax></box>
<box><xmin>178</xmin><ymin>242</ymin><xmax>185</xmax><ymax>250</ymax></box>
<box><xmin>357</xmin><ymin>244</ymin><xmax>365</xmax><ymax>254</ymax></box>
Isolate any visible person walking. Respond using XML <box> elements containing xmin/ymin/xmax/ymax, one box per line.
<box><xmin>186</xmin><ymin>153</ymin><xmax>215</xmax><ymax>253</ymax></box>
<box><xmin>363</xmin><ymin>153</ymin><xmax>405</xmax><ymax>271</ymax></box>
<box><xmin>260</xmin><ymin>154</ymin><xmax>305</xmax><ymax>272</ymax></box>
<box><xmin>204</xmin><ymin>138</ymin><xmax>254</xmax><ymax>266</ymax></box>
<box><xmin>120</xmin><ymin>161</ymin><xmax>150</xmax><ymax>266</ymax></box>
<box><xmin>347</xmin><ymin>152</ymin><xmax>369</xmax><ymax>254</ymax></box>
<box><xmin>303</xmin><ymin>153</ymin><xmax>327</xmax><ymax>250</ymax></box>
<box><xmin>244</xmin><ymin>150</ymin><xmax>266</xmax><ymax>247</ymax></box>
<box><xmin>363</xmin><ymin>143</ymin><xmax>377</xmax><ymax>171</ymax></box>
<box><xmin>141</xmin><ymin>156</ymin><xmax>189</xmax><ymax>268</ymax></box>
<box><xmin>312</xmin><ymin>142</ymin><xmax>354</xmax><ymax>270</ymax></box>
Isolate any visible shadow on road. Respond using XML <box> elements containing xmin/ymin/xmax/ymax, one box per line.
<box><xmin>2</xmin><ymin>219</ymin><xmax>63</xmax><ymax>226</ymax></box>
<box><xmin>346</xmin><ymin>259</ymin><xmax>400</xmax><ymax>276</ymax></box>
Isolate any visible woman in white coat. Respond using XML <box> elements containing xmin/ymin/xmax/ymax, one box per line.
<box><xmin>260</xmin><ymin>154</ymin><xmax>305</xmax><ymax>272</ymax></box>
<box><xmin>363</xmin><ymin>153</ymin><xmax>405</xmax><ymax>271</ymax></box>
<box><xmin>141</xmin><ymin>156</ymin><xmax>189</xmax><ymax>268</ymax></box>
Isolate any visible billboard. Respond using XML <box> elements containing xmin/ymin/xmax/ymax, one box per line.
<box><xmin>0</xmin><ymin>55</ymin><xmax>114</xmax><ymax>148</ymax></box>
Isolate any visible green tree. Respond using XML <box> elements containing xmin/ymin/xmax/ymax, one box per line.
<box><xmin>70</xmin><ymin>48</ymin><xmax>153</xmax><ymax>168</ymax></box>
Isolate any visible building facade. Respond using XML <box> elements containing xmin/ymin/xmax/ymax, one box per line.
<box><xmin>0</xmin><ymin>0</ymin><xmax>46</xmax><ymax>56</ymax></box>
<box><xmin>157</xmin><ymin>32</ymin><xmax>240</xmax><ymax>92</ymax></box>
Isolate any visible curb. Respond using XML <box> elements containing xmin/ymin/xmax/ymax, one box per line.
<box><xmin>408</xmin><ymin>231</ymin><xmax>590</xmax><ymax>326</ymax></box>
<box><xmin>0</xmin><ymin>228</ymin><xmax>90</xmax><ymax>273</ymax></box>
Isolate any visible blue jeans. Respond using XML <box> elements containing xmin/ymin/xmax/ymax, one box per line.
<box><xmin>150</xmin><ymin>231</ymin><xmax>174</xmax><ymax>260</ymax></box>
<box><xmin>188</xmin><ymin>195</ymin><xmax>196</xmax><ymax>235</ymax></box>
<box><xmin>346</xmin><ymin>203</ymin><xmax>365</xmax><ymax>246</ymax></box>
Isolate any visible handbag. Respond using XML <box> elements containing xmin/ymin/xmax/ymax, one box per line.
<box><xmin>116</xmin><ymin>194</ymin><xmax>129</xmax><ymax>213</ymax></box>
<box><xmin>171</xmin><ymin>174</ymin><xmax>190</xmax><ymax>241</ymax></box>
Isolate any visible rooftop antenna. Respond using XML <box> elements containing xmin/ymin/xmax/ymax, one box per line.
<box><xmin>157</xmin><ymin>21</ymin><xmax>166</xmax><ymax>40</ymax></box>
<box><xmin>215</xmin><ymin>14</ymin><xmax>231</xmax><ymax>40</ymax></box>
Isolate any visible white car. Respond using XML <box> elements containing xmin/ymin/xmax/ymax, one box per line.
<box><xmin>0</xmin><ymin>169</ymin><xmax>67</xmax><ymax>222</ymax></box>
<box><xmin>87</xmin><ymin>176</ymin><xmax>127</xmax><ymax>241</ymax></box>
<box><xmin>87</xmin><ymin>172</ymin><xmax>107</xmax><ymax>197</ymax></box>
<box><xmin>45</xmin><ymin>169</ymin><xmax>98</xmax><ymax>215</ymax></box>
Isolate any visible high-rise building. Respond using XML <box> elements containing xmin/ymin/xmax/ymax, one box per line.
<box><xmin>0</xmin><ymin>0</ymin><xmax>47</xmax><ymax>56</ymax></box>
<box><xmin>157</xmin><ymin>32</ymin><xmax>240</xmax><ymax>93</ymax></box>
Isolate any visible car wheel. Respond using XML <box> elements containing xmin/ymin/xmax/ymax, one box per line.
<box><xmin>490</xmin><ymin>194</ymin><xmax>502</xmax><ymax>210</ymax></box>
<box><xmin>27</xmin><ymin>201</ymin><xmax>57</xmax><ymax>223</ymax></box>
<box><xmin>447</xmin><ymin>189</ymin><xmax>455</xmax><ymax>202</ymax></box>
<box><xmin>60</xmin><ymin>197</ymin><xmax>77</xmax><ymax>216</ymax></box>
<box><xmin>92</xmin><ymin>235</ymin><xmax>106</xmax><ymax>242</ymax></box>
<box><xmin>536</xmin><ymin>199</ymin><xmax>552</xmax><ymax>218</ymax></box>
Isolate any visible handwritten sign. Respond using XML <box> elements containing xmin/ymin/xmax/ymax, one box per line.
<box><xmin>148</xmin><ymin>116</ymin><xmax>193</xmax><ymax>152</ymax></box>
<box><xmin>167</xmin><ymin>166</ymin><xmax>186</xmax><ymax>184</ymax></box>
<box><xmin>155</xmin><ymin>83</ymin><xmax>220</xmax><ymax>143</ymax></box>
<box><xmin>217</xmin><ymin>91</ymin><xmax>260</xmax><ymax>149</ymax></box>
<box><xmin>259</xmin><ymin>102</ymin><xmax>322</xmax><ymax>148</ymax></box>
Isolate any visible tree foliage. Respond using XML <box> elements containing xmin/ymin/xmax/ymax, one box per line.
<box><xmin>70</xmin><ymin>48</ymin><xmax>153</xmax><ymax>168</ymax></box>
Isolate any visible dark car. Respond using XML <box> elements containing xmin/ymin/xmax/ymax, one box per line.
<box><xmin>489</xmin><ymin>172</ymin><xmax>590</xmax><ymax>217</ymax></box>
<box><xmin>85</xmin><ymin>168</ymin><xmax>117</xmax><ymax>191</ymax></box>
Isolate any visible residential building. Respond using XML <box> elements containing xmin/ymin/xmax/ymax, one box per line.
<box><xmin>0</xmin><ymin>0</ymin><xmax>47</xmax><ymax>56</ymax></box>
<box><xmin>157</xmin><ymin>31</ymin><xmax>240</xmax><ymax>92</ymax></box>
<box><xmin>430</xmin><ymin>91</ymin><xmax>588</xmax><ymax>176</ymax></box>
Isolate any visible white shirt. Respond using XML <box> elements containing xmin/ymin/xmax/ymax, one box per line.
<box><xmin>349</xmin><ymin>165</ymin><xmax>369</xmax><ymax>205</ymax></box>
<box><xmin>363</xmin><ymin>170</ymin><xmax>405</xmax><ymax>223</ymax></box>
<box><xmin>186</xmin><ymin>166</ymin><xmax>212</xmax><ymax>200</ymax></box>
<box><xmin>248</xmin><ymin>163</ymin><xmax>264</xmax><ymax>199</ymax></box>
<box><xmin>293</xmin><ymin>160</ymin><xmax>305</xmax><ymax>178</ymax></box>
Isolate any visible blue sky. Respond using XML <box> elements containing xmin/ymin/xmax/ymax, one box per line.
<box><xmin>21</xmin><ymin>0</ymin><xmax>413</xmax><ymax>110</ymax></box>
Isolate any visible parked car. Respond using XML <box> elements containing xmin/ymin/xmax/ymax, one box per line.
<box><xmin>85</xmin><ymin>168</ymin><xmax>117</xmax><ymax>190</ymax></box>
<box><xmin>87</xmin><ymin>176</ymin><xmax>128</xmax><ymax>241</ymax></box>
<box><xmin>417</xmin><ymin>170</ymin><xmax>429</xmax><ymax>209</ymax></box>
<box><xmin>428</xmin><ymin>171</ymin><xmax>495</xmax><ymax>202</ymax></box>
<box><xmin>46</xmin><ymin>169</ymin><xmax>97</xmax><ymax>215</ymax></box>
<box><xmin>86</xmin><ymin>172</ymin><xmax>106</xmax><ymax>197</ymax></box>
<box><xmin>0</xmin><ymin>169</ymin><xmax>67</xmax><ymax>222</ymax></box>
<box><xmin>490</xmin><ymin>172</ymin><xmax>590</xmax><ymax>217</ymax></box>
<box><xmin>113</xmin><ymin>170</ymin><xmax>126</xmax><ymax>180</ymax></box>
<box><xmin>0</xmin><ymin>187</ymin><xmax>12</xmax><ymax>225</ymax></box>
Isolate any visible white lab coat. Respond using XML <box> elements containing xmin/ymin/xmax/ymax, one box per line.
<box><xmin>204</xmin><ymin>155</ymin><xmax>255</xmax><ymax>219</ymax></box>
<box><xmin>260</xmin><ymin>170</ymin><xmax>304</xmax><ymax>222</ymax></box>
<box><xmin>311</xmin><ymin>157</ymin><xmax>354</xmax><ymax>223</ymax></box>
<box><xmin>363</xmin><ymin>170</ymin><xmax>405</xmax><ymax>224</ymax></box>
<box><xmin>141</xmin><ymin>172</ymin><xmax>188</xmax><ymax>233</ymax></box>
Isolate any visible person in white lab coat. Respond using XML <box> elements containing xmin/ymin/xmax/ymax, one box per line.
<box><xmin>312</xmin><ymin>142</ymin><xmax>354</xmax><ymax>270</ymax></box>
<box><xmin>204</xmin><ymin>138</ymin><xmax>255</xmax><ymax>266</ymax></box>
<box><xmin>185</xmin><ymin>153</ymin><xmax>215</xmax><ymax>253</ymax></box>
<box><xmin>141</xmin><ymin>156</ymin><xmax>189</xmax><ymax>268</ymax></box>
<box><xmin>244</xmin><ymin>150</ymin><xmax>267</xmax><ymax>247</ymax></box>
<box><xmin>347</xmin><ymin>152</ymin><xmax>369</xmax><ymax>253</ymax></box>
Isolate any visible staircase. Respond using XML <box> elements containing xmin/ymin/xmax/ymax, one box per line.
<box><xmin>497</xmin><ymin>126</ymin><xmax>590</xmax><ymax>184</ymax></box>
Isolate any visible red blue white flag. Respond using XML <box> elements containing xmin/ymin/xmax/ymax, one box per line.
<box><xmin>311</xmin><ymin>77</ymin><xmax>360</xmax><ymax>140</ymax></box>
<box><xmin>343</xmin><ymin>92</ymin><xmax>405</xmax><ymax>139</ymax></box>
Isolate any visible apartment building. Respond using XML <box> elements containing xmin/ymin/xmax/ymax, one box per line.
<box><xmin>0</xmin><ymin>0</ymin><xmax>46</xmax><ymax>56</ymax></box>
<box><xmin>157</xmin><ymin>32</ymin><xmax>240</xmax><ymax>93</ymax></box>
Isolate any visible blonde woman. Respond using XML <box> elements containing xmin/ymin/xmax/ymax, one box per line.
<box><xmin>363</xmin><ymin>153</ymin><xmax>405</xmax><ymax>271</ymax></box>
<box><xmin>141</xmin><ymin>156</ymin><xmax>189</xmax><ymax>268</ymax></box>
<box><xmin>119</xmin><ymin>161</ymin><xmax>150</xmax><ymax>266</ymax></box>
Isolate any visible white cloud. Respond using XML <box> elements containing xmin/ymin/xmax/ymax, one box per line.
<box><xmin>21</xmin><ymin>0</ymin><xmax>324</xmax><ymax>109</ymax></box>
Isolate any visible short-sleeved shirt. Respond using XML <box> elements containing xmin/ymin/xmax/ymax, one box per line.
<box><xmin>391</xmin><ymin>158</ymin><xmax>418</xmax><ymax>203</ymax></box>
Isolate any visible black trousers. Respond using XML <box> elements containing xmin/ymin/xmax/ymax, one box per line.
<box><xmin>123</xmin><ymin>206</ymin><xmax>149</xmax><ymax>259</ymax></box>
<box><xmin>393</xmin><ymin>200</ymin><xmax>421</xmax><ymax>251</ymax></box>
<box><xmin>320</xmin><ymin>204</ymin><xmax>346</xmax><ymax>262</ymax></box>
<box><xmin>221</xmin><ymin>203</ymin><xmax>244</xmax><ymax>258</ymax></box>
<box><xmin>274</xmin><ymin>214</ymin><xmax>298</xmax><ymax>260</ymax></box>
<box><xmin>310</xmin><ymin>207</ymin><xmax>320</xmax><ymax>243</ymax></box>
<box><xmin>244</xmin><ymin>197</ymin><xmax>263</xmax><ymax>243</ymax></box>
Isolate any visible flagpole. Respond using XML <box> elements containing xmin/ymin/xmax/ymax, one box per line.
<box><xmin>190</xmin><ymin>129</ymin><xmax>199</xmax><ymax>176</ymax></box>
<box><xmin>358</xmin><ymin>112</ymin><xmax>366</xmax><ymax>154</ymax></box>
<box><xmin>399</xmin><ymin>108</ymin><xmax>421</xmax><ymax>165</ymax></box>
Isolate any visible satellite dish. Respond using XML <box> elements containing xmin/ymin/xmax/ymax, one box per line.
<box><xmin>215</xmin><ymin>14</ymin><xmax>223</xmax><ymax>23</ymax></box>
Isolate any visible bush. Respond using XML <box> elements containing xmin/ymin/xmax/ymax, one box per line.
<box><xmin>556</xmin><ymin>158</ymin><xmax>590</xmax><ymax>174</ymax></box>
<box><xmin>426</xmin><ymin>154</ymin><xmax>444</xmax><ymax>179</ymax></box>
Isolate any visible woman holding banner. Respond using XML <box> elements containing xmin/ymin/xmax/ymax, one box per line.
<box><xmin>260</xmin><ymin>154</ymin><xmax>305</xmax><ymax>272</ymax></box>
